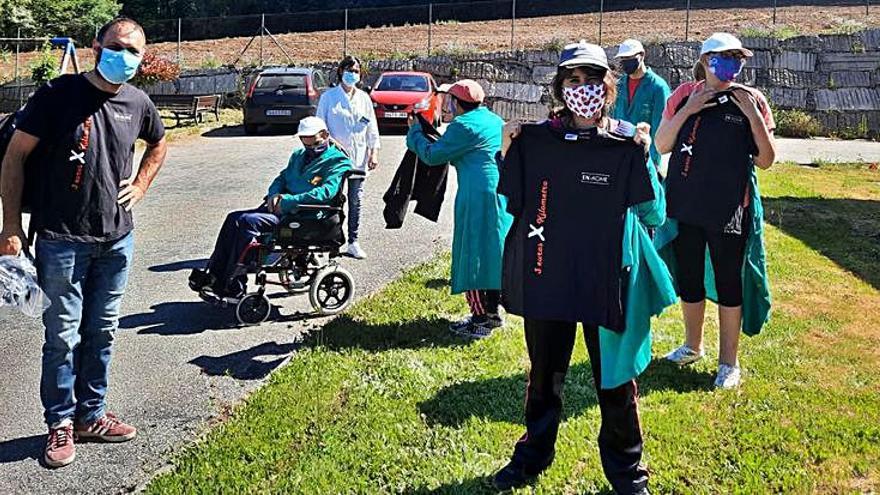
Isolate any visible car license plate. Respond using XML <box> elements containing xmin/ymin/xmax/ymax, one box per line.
<box><xmin>266</xmin><ymin>109</ymin><xmax>292</xmax><ymax>116</ymax></box>
<box><xmin>384</xmin><ymin>112</ymin><xmax>407</xmax><ymax>119</ymax></box>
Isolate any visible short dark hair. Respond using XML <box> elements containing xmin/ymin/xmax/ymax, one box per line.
<box><xmin>454</xmin><ymin>96</ymin><xmax>480</xmax><ymax>112</ymax></box>
<box><xmin>97</xmin><ymin>17</ymin><xmax>145</xmax><ymax>43</ymax></box>
<box><xmin>337</xmin><ymin>55</ymin><xmax>362</xmax><ymax>76</ymax></box>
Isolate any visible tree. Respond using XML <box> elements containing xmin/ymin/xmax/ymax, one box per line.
<box><xmin>0</xmin><ymin>0</ymin><xmax>120</xmax><ymax>42</ymax></box>
<box><xmin>29</xmin><ymin>0</ymin><xmax>121</xmax><ymax>43</ymax></box>
<box><xmin>0</xmin><ymin>0</ymin><xmax>36</xmax><ymax>37</ymax></box>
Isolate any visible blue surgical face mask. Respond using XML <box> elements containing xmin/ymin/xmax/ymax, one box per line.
<box><xmin>708</xmin><ymin>54</ymin><xmax>744</xmax><ymax>82</ymax></box>
<box><xmin>341</xmin><ymin>71</ymin><xmax>360</xmax><ymax>87</ymax></box>
<box><xmin>96</xmin><ymin>47</ymin><xmax>142</xmax><ymax>85</ymax></box>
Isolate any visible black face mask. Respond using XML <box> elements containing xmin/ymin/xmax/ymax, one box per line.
<box><xmin>304</xmin><ymin>140</ymin><xmax>329</xmax><ymax>160</ymax></box>
<box><xmin>621</xmin><ymin>57</ymin><xmax>641</xmax><ymax>75</ymax></box>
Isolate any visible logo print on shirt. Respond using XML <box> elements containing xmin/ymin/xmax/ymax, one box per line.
<box><xmin>69</xmin><ymin>150</ymin><xmax>86</xmax><ymax>164</ymax></box>
<box><xmin>528</xmin><ymin>224</ymin><xmax>545</xmax><ymax>242</ymax></box>
<box><xmin>70</xmin><ymin>117</ymin><xmax>93</xmax><ymax>191</ymax></box>
<box><xmin>680</xmin><ymin>115</ymin><xmax>702</xmax><ymax>178</ymax></box>
<box><xmin>680</xmin><ymin>143</ymin><xmax>694</xmax><ymax>156</ymax></box>
<box><xmin>581</xmin><ymin>172</ymin><xmax>610</xmax><ymax>186</ymax></box>
<box><xmin>532</xmin><ymin>179</ymin><xmax>550</xmax><ymax>276</ymax></box>
<box><xmin>723</xmin><ymin>114</ymin><xmax>745</xmax><ymax>125</ymax></box>
<box><xmin>113</xmin><ymin>112</ymin><xmax>133</xmax><ymax>123</ymax></box>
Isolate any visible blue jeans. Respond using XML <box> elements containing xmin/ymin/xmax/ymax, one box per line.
<box><xmin>36</xmin><ymin>232</ymin><xmax>134</xmax><ymax>426</ymax></box>
<box><xmin>347</xmin><ymin>178</ymin><xmax>364</xmax><ymax>242</ymax></box>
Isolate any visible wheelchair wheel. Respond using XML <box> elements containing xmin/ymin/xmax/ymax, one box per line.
<box><xmin>236</xmin><ymin>293</ymin><xmax>272</xmax><ymax>325</ymax></box>
<box><xmin>309</xmin><ymin>267</ymin><xmax>355</xmax><ymax>315</ymax></box>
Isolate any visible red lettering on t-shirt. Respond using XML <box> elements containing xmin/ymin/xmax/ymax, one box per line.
<box><xmin>681</xmin><ymin>116</ymin><xmax>702</xmax><ymax>178</ymax></box>
<box><xmin>532</xmin><ymin>179</ymin><xmax>549</xmax><ymax>276</ymax></box>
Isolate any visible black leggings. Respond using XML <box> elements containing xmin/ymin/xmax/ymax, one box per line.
<box><xmin>673</xmin><ymin>221</ymin><xmax>748</xmax><ymax>307</ymax></box>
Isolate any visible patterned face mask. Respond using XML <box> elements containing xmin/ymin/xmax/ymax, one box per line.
<box><xmin>562</xmin><ymin>84</ymin><xmax>606</xmax><ymax>120</ymax></box>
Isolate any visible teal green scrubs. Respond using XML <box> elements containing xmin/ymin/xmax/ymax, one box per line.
<box><xmin>267</xmin><ymin>146</ymin><xmax>352</xmax><ymax>217</ymax></box>
<box><xmin>612</xmin><ymin>68</ymin><xmax>671</xmax><ymax>168</ymax></box>
<box><xmin>406</xmin><ymin>107</ymin><xmax>513</xmax><ymax>294</ymax></box>
<box><xmin>654</xmin><ymin>169</ymin><xmax>772</xmax><ymax>336</ymax></box>
<box><xmin>599</xmin><ymin>156</ymin><xmax>678</xmax><ymax>389</ymax></box>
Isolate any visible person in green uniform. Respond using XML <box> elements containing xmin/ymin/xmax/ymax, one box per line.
<box><xmin>612</xmin><ymin>39</ymin><xmax>671</xmax><ymax>172</ymax></box>
<box><xmin>406</xmin><ymin>79</ymin><xmax>513</xmax><ymax>339</ymax></box>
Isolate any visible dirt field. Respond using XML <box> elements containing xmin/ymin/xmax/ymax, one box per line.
<box><xmin>1</xmin><ymin>4</ymin><xmax>877</xmax><ymax>77</ymax></box>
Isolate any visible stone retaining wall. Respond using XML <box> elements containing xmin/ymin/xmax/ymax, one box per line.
<box><xmin>3</xmin><ymin>29</ymin><xmax>879</xmax><ymax>136</ymax></box>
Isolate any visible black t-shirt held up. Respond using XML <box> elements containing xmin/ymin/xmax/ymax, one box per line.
<box><xmin>17</xmin><ymin>74</ymin><xmax>165</xmax><ymax>242</ymax></box>
<box><xmin>665</xmin><ymin>91</ymin><xmax>757</xmax><ymax>232</ymax></box>
<box><xmin>498</xmin><ymin>123</ymin><xmax>654</xmax><ymax>331</ymax></box>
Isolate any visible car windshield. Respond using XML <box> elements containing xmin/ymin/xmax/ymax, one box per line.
<box><xmin>376</xmin><ymin>75</ymin><xmax>430</xmax><ymax>92</ymax></box>
<box><xmin>256</xmin><ymin>75</ymin><xmax>307</xmax><ymax>90</ymax></box>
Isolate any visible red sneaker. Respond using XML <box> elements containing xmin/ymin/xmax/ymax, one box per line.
<box><xmin>75</xmin><ymin>412</ymin><xmax>137</xmax><ymax>443</ymax></box>
<box><xmin>44</xmin><ymin>421</ymin><xmax>76</xmax><ymax>468</ymax></box>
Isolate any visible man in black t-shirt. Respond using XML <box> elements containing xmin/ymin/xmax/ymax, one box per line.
<box><xmin>0</xmin><ymin>17</ymin><xmax>167</xmax><ymax>468</ymax></box>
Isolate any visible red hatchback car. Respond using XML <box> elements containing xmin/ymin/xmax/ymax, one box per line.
<box><xmin>370</xmin><ymin>71</ymin><xmax>442</xmax><ymax>129</ymax></box>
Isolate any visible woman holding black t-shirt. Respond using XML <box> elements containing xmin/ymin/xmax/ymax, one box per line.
<box><xmin>493</xmin><ymin>40</ymin><xmax>676</xmax><ymax>495</ymax></box>
<box><xmin>655</xmin><ymin>32</ymin><xmax>775</xmax><ymax>389</ymax></box>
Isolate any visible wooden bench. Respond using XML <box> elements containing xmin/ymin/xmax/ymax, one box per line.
<box><xmin>150</xmin><ymin>94</ymin><xmax>221</xmax><ymax>127</ymax></box>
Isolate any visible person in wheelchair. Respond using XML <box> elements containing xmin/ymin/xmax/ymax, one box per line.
<box><xmin>189</xmin><ymin>116</ymin><xmax>353</xmax><ymax>298</ymax></box>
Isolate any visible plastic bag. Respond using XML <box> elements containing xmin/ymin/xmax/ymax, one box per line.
<box><xmin>0</xmin><ymin>254</ymin><xmax>51</xmax><ymax>318</ymax></box>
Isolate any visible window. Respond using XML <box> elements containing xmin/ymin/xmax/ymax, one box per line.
<box><xmin>256</xmin><ymin>75</ymin><xmax>307</xmax><ymax>90</ymax></box>
<box><xmin>376</xmin><ymin>75</ymin><xmax>430</xmax><ymax>92</ymax></box>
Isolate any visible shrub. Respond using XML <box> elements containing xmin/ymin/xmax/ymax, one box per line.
<box><xmin>30</xmin><ymin>44</ymin><xmax>59</xmax><ymax>86</ymax></box>
<box><xmin>740</xmin><ymin>24</ymin><xmax>800</xmax><ymax>40</ymax></box>
<box><xmin>775</xmin><ymin>109</ymin><xmax>823</xmax><ymax>138</ymax></box>
<box><xmin>131</xmin><ymin>52</ymin><xmax>181</xmax><ymax>87</ymax></box>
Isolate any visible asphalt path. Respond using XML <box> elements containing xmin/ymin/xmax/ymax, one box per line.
<box><xmin>0</xmin><ymin>127</ymin><xmax>455</xmax><ymax>494</ymax></box>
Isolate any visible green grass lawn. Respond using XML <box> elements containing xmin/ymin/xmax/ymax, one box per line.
<box><xmin>147</xmin><ymin>162</ymin><xmax>880</xmax><ymax>494</ymax></box>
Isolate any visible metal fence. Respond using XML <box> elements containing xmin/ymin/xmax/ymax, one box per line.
<box><xmin>131</xmin><ymin>0</ymin><xmax>877</xmax><ymax>68</ymax></box>
<box><xmin>1</xmin><ymin>0</ymin><xmax>877</xmax><ymax>109</ymax></box>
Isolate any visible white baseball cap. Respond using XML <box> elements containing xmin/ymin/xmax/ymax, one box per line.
<box><xmin>616</xmin><ymin>39</ymin><xmax>645</xmax><ymax>58</ymax></box>
<box><xmin>558</xmin><ymin>40</ymin><xmax>610</xmax><ymax>70</ymax></box>
<box><xmin>700</xmin><ymin>32</ymin><xmax>754</xmax><ymax>57</ymax></box>
<box><xmin>297</xmin><ymin>116</ymin><xmax>328</xmax><ymax>137</ymax></box>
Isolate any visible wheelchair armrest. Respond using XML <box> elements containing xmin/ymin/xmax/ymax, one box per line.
<box><xmin>345</xmin><ymin>169</ymin><xmax>367</xmax><ymax>180</ymax></box>
<box><xmin>296</xmin><ymin>204</ymin><xmax>343</xmax><ymax>212</ymax></box>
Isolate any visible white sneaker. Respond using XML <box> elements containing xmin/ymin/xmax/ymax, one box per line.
<box><xmin>346</xmin><ymin>242</ymin><xmax>367</xmax><ymax>260</ymax></box>
<box><xmin>664</xmin><ymin>344</ymin><xmax>705</xmax><ymax>365</ymax></box>
<box><xmin>714</xmin><ymin>363</ymin><xmax>742</xmax><ymax>389</ymax></box>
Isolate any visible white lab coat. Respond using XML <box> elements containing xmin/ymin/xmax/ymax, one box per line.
<box><xmin>316</xmin><ymin>85</ymin><xmax>380</xmax><ymax>174</ymax></box>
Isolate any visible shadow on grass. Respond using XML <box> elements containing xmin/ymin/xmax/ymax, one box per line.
<box><xmin>420</xmin><ymin>358</ymin><xmax>712</xmax><ymax>427</ymax></box>
<box><xmin>190</xmin><ymin>341</ymin><xmax>300</xmax><ymax>380</ymax></box>
<box><xmin>403</xmin><ymin>476</ymin><xmax>495</xmax><ymax>494</ymax></box>
<box><xmin>763</xmin><ymin>197</ymin><xmax>880</xmax><ymax>290</ymax></box>
<box><xmin>302</xmin><ymin>314</ymin><xmax>469</xmax><ymax>351</ymax></box>
<box><xmin>424</xmin><ymin>278</ymin><xmax>450</xmax><ymax>290</ymax></box>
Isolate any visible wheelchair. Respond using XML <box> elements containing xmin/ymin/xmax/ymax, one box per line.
<box><xmin>195</xmin><ymin>169</ymin><xmax>366</xmax><ymax>325</ymax></box>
